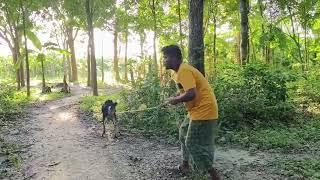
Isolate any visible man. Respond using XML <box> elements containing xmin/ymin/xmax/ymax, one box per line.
<box><xmin>162</xmin><ymin>45</ymin><xmax>221</xmax><ymax>179</ymax></box>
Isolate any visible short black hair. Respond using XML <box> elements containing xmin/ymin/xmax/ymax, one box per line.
<box><xmin>161</xmin><ymin>45</ymin><xmax>182</xmax><ymax>61</ymax></box>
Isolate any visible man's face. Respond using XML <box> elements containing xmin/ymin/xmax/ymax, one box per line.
<box><xmin>163</xmin><ymin>54</ymin><xmax>176</xmax><ymax>70</ymax></box>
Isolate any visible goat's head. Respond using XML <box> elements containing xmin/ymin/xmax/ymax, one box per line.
<box><xmin>102</xmin><ymin>100</ymin><xmax>117</xmax><ymax>118</ymax></box>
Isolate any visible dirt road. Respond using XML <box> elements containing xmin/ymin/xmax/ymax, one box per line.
<box><xmin>9</xmin><ymin>86</ymin><xmax>280</xmax><ymax>180</ymax></box>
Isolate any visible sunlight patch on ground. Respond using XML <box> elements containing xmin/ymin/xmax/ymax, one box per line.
<box><xmin>56</xmin><ymin>111</ymin><xmax>74</xmax><ymax>122</ymax></box>
<box><xmin>49</xmin><ymin>105</ymin><xmax>59</xmax><ymax>110</ymax></box>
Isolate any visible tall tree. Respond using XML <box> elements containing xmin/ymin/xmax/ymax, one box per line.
<box><xmin>0</xmin><ymin>1</ymin><xmax>22</xmax><ymax>89</ymax></box>
<box><xmin>178</xmin><ymin>0</ymin><xmax>183</xmax><ymax>49</ymax></box>
<box><xmin>87</xmin><ymin>40</ymin><xmax>91</xmax><ymax>87</ymax></box>
<box><xmin>66</xmin><ymin>25</ymin><xmax>78</xmax><ymax>82</ymax></box>
<box><xmin>151</xmin><ymin>0</ymin><xmax>158</xmax><ymax>72</ymax></box>
<box><xmin>188</xmin><ymin>0</ymin><xmax>205</xmax><ymax>75</ymax></box>
<box><xmin>113</xmin><ymin>20</ymin><xmax>120</xmax><ymax>81</ymax></box>
<box><xmin>239</xmin><ymin>0</ymin><xmax>249</xmax><ymax>65</ymax></box>
<box><xmin>85</xmin><ymin>0</ymin><xmax>98</xmax><ymax>96</ymax></box>
<box><xmin>21</xmin><ymin>0</ymin><xmax>30</xmax><ymax>96</ymax></box>
<box><xmin>101</xmin><ymin>40</ymin><xmax>104</xmax><ymax>83</ymax></box>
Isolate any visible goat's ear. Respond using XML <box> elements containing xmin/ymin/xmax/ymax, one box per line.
<box><xmin>114</xmin><ymin>102</ymin><xmax>118</xmax><ymax>106</ymax></box>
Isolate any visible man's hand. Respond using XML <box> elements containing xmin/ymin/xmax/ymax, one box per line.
<box><xmin>166</xmin><ymin>97</ymin><xmax>180</xmax><ymax>105</ymax></box>
<box><xmin>166</xmin><ymin>88</ymin><xmax>196</xmax><ymax>106</ymax></box>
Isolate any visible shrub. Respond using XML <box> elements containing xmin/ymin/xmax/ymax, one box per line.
<box><xmin>212</xmin><ymin>63</ymin><xmax>297</xmax><ymax>129</ymax></box>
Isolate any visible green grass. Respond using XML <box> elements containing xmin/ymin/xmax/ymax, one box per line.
<box><xmin>270</xmin><ymin>157</ymin><xmax>320</xmax><ymax>178</ymax></box>
<box><xmin>221</xmin><ymin>119</ymin><xmax>320</xmax><ymax>151</ymax></box>
<box><xmin>80</xmin><ymin>92</ymin><xmax>124</xmax><ymax>122</ymax></box>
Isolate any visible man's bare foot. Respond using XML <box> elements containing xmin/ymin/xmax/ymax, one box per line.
<box><xmin>178</xmin><ymin>161</ymin><xmax>191</xmax><ymax>174</ymax></box>
<box><xmin>208</xmin><ymin>167</ymin><xmax>222</xmax><ymax>180</ymax></box>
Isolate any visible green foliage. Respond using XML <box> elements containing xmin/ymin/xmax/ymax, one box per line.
<box><xmin>119</xmin><ymin>75</ymin><xmax>185</xmax><ymax>138</ymax></box>
<box><xmin>290</xmin><ymin>66</ymin><xmax>320</xmax><ymax>103</ymax></box>
<box><xmin>222</xmin><ymin>119</ymin><xmax>320</xmax><ymax>151</ymax></box>
<box><xmin>80</xmin><ymin>93</ymin><xmax>124</xmax><ymax>121</ymax></box>
<box><xmin>271</xmin><ymin>157</ymin><xmax>320</xmax><ymax>178</ymax></box>
<box><xmin>213</xmin><ymin>63</ymin><xmax>296</xmax><ymax>129</ymax></box>
<box><xmin>0</xmin><ymin>84</ymin><xmax>30</xmax><ymax>121</ymax></box>
<box><xmin>26</xmin><ymin>30</ymin><xmax>42</xmax><ymax>50</ymax></box>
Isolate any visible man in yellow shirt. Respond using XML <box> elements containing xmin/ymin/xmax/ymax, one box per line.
<box><xmin>162</xmin><ymin>45</ymin><xmax>221</xmax><ymax>179</ymax></box>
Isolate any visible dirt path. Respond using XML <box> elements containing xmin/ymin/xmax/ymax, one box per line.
<box><xmin>10</xmin><ymin>85</ymin><xmax>281</xmax><ymax>180</ymax></box>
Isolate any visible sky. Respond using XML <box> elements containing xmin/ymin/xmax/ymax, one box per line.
<box><xmin>0</xmin><ymin>28</ymin><xmax>155</xmax><ymax>60</ymax></box>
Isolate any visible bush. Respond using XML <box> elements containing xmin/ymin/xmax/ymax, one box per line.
<box><xmin>290</xmin><ymin>66</ymin><xmax>320</xmax><ymax>103</ymax></box>
<box><xmin>119</xmin><ymin>75</ymin><xmax>185</xmax><ymax>138</ymax></box>
<box><xmin>212</xmin><ymin>63</ymin><xmax>297</xmax><ymax>129</ymax></box>
<box><xmin>0</xmin><ymin>84</ymin><xmax>30</xmax><ymax>121</ymax></box>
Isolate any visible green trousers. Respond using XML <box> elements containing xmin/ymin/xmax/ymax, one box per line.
<box><xmin>179</xmin><ymin>118</ymin><xmax>218</xmax><ymax>173</ymax></box>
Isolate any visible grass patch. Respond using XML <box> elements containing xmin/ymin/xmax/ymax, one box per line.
<box><xmin>37</xmin><ymin>91</ymin><xmax>71</xmax><ymax>102</ymax></box>
<box><xmin>221</xmin><ymin>119</ymin><xmax>320</xmax><ymax>151</ymax></box>
<box><xmin>80</xmin><ymin>92</ymin><xmax>124</xmax><ymax>121</ymax></box>
<box><xmin>270</xmin><ymin>157</ymin><xmax>320</xmax><ymax>178</ymax></box>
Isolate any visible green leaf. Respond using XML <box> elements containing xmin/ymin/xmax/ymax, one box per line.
<box><xmin>26</xmin><ymin>30</ymin><xmax>42</xmax><ymax>50</ymax></box>
<box><xmin>47</xmin><ymin>47</ymin><xmax>72</xmax><ymax>56</ymax></box>
<box><xmin>36</xmin><ymin>53</ymin><xmax>45</xmax><ymax>62</ymax></box>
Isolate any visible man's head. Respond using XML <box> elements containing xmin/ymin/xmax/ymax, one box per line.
<box><xmin>161</xmin><ymin>45</ymin><xmax>182</xmax><ymax>71</ymax></box>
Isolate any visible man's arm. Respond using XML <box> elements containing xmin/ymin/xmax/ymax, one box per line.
<box><xmin>168</xmin><ymin>88</ymin><xmax>196</xmax><ymax>105</ymax></box>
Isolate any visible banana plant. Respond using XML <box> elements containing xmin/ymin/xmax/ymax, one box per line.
<box><xmin>26</xmin><ymin>30</ymin><xmax>70</xmax><ymax>93</ymax></box>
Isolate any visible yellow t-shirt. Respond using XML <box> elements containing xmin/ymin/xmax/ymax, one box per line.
<box><xmin>172</xmin><ymin>63</ymin><xmax>218</xmax><ymax>120</ymax></box>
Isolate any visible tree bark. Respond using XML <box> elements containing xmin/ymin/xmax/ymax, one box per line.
<box><xmin>113</xmin><ymin>25</ymin><xmax>120</xmax><ymax>81</ymax></box>
<box><xmin>41</xmin><ymin>57</ymin><xmax>46</xmax><ymax>91</ymax></box>
<box><xmin>239</xmin><ymin>0</ymin><xmax>249</xmax><ymax>65</ymax></box>
<box><xmin>258</xmin><ymin>0</ymin><xmax>266</xmax><ymax>61</ymax></box>
<box><xmin>287</xmin><ymin>4</ymin><xmax>303</xmax><ymax>70</ymax></box>
<box><xmin>87</xmin><ymin>41</ymin><xmax>91</xmax><ymax>87</ymax></box>
<box><xmin>21</xmin><ymin>1</ymin><xmax>30</xmax><ymax>96</ymax></box>
<box><xmin>188</xmin><ymin>0</ymin><xmax>205</xmax><ymax>76</ymax></box>
<box><xmin>86</xmin><ymin>0</ymin><xmax>98</xmax><ymax>96</ymax></box>
<box><xmin>178</xmin><ymin>0</ymin><xmax>183</xmax><ymax>49</ymax></box>
<box><xmin>151</xmin><ymin>0</ymin><xmax>158</xmax><ymax>73</ymax></box>
<box><xmin>139</xmin><ymin>32</ymin><xmax>145</xmax><ymax>59</ymax></box>
<box><xmin>12</xmin><ymin>48</ymin><xmax>21</xmax><ymax>90</ymax></box>
<box><xmin>20</xmin><ymin>58</ymin><xmax>25</xmax><ymax>87</ymax></box>
<box><xmin>101</xmin><ymin>41</ymin><xmax>104</xmax><ymax>83</ymax></box>
<box><xmin>213</xmin><ymin>14</ymin><xmax>217</xmax><ymax>70</ymax></box>
<box><xmin>66</xmin><ymin>26</ymin><xmax>78</xmax><ymax>82</ymax></box>
<box><xmin>124</xmin><ymin>30</ymin><xmax>129</xmax><ymax>82</ymax></box>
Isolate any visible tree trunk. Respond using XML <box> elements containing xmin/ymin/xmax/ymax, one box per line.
<box><xmin>21</xmin><ymin>1</ymin><xmax>30</xmax><ymax>96</ymax></box>
<box><xmin>101</xmin><ymin>40</ymin><xmax>104</xmax><ymax>83</ymax></box>
<box><xmin>87</xmin><ymin>41</ymin><xmax>91</xmax><ymax>87</ymax></box>
<box><xmin>63</xmin><ymin>41</ymin><xmax>68</xmax><ymax>82</ymax></box>
<box><xmin>139</xmin><ymin>32</ymin><xmax>145</xmax><ymax>59</ymax></box>
<box><xmin>258</xmin><ymin>0</ymin><xmax>266</xmax><ymax>61</ymax></box>
<box><xmin>213</xmin><ymin>14</ymin><xmax>217</xmax><ymax>70</ymax></box>
<box><xmin>151</xmin><ymin>0</ymin><xmax>158</xmax><ymax>73</ymax></box>
<box><xmin>239</xmin><ymin>0</ymin><xmax>249</xmax><ymax>65</ymax></box>
<box><xmin>12</xmin><ymin>48</ymin><xmax>21</xmax><ymax>90</ymax></box>
<box><xmin>304</xmin><ymin>19</ymin><xmax>308</xmax><ymax>71</ymax></box>
<box><xmin>41</xmin><ymin>58</ymin><xmax>46</xmax><ymax>90</ymax></box>
<box><xmin>188</xmin><ymin>0</ymin><xmax>205</xmax><ymax>75</ymax></box>
<box><xmin>130</xmin><ymin>65</ymin><xmax>135</xmax><ymax>85</ymax></box>
<box><xmin>124</xmin><ymin>30</ymin><xmax>129</xmax><ymax>82</ymax></box>
<box><xmin>113</xmin><ymin>26</ymin><xmax>120</xmax><ymax>81</ymax></box>
<box><xmin>178</xmin><ymin>0</ymin><xmax>183</xmax><ymax>49</ymax></box>
<box><xmin>66</xmin><ymin>26</ymin><xmax>78</xmax><ymax>82</ymax></box>
<box><xmin>288</xmin><ymin>4</ymin><xmax>303</xmax><ymax>70</ymax></box>
<box><xmin>86</xmin><ymin>0</ymin><xmax>98</xmax><ymax>96</ymax></box>
<box><xmin>20</xmin><ymin>58</ymin><xmax>25</xmax><ymax>87</ymax></box>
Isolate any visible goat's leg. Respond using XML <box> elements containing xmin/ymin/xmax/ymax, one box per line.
<box><xmin>114</xmin><ymin>114</ymin><xmax>120</xmax><ymax>138</ymax></box>
<box><xmin>102</xmin><ymin>115</ymin><xmax>106</xmax><ymax>137</ymax></box>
